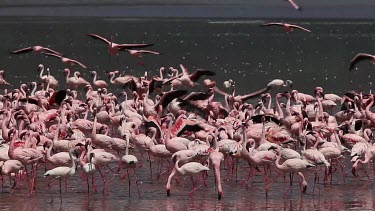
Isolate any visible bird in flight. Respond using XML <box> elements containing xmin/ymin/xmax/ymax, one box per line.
<box><xmin>43</xmin><ymin>53</ymin><xmax>87</xmax><ymax>69</ymax></box>
<box><xmin>349</xmin><ymin>53</ymin><xmax>375</xmax><ymax>70</ymax></box>
<box><xmin>87</xmin><ymin>33</ymin><xmax>154</xmax><ymax>56</ymax></box>
<box><xmin>261</xmin><ymin>22</ymin><xmax>311</xmax><ymax>33</ymax></box>
<box><xmin>11</xmin><ymin>45</ymin><xmax>62</xmax><ymax>55</ymax></box>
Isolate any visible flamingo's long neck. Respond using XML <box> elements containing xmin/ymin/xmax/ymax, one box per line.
<box><xmin>125</xmin><ymin>135</ymin><xmax>130</xmax><ymax>155</ymax></box>
<box><xmin>333</xmin><ymin>130</ymin><xmax>343</xmax><ymax>152</ymax></box>
<box><xmin>92</xmin><ymin>115</ymin><xmax>97</xmax><ymax>138</ymax></box>
<box><xmin>315</xmin><ymin>92</ymin><xmax>323</xmax><ymax>116</ymax></box>
<box><xmin>274</xmin><ymin>151</ymin><xmax>283</xmax><ymax>170</ymax></box>
<box><xmin>39</xmin><ymin>66</ymin><xmax>45</xmax><ymax>79</ymax></box>
<box><xmin>30</xmin><ymin>83</ymin><xmax>37</xmax><ymax>96</ymax></box>
<box><xmin>159</xmin><ymin>68</ymin><xmax>164</xmax><ymax>79</ymax></box>
<box><xmin>65</xmin><ymin>69</ymin><xmax>70</xmax><ymax>81</ymax></box>
<box><xmin>363</xmin><ymin>129</ymin><xmax>372</xmax><ymax>143</ymax></box>
<box><xmin>110</xmin><ymin>73</ymin><xmax>116</xmax><ymax>84</ymax></box>
<box><xmin>174</xmin><ymin>159</ymin><xmax>183</xmax><ymax>175</ymax></box>
<box><xmin>365</xmin><ymin>97</ymin><xmax>374</xmax><ymax>115</ymax></box>
<box><xmin>259</xmin><ymin>122</ymin><xmax>267</xmax><ymax>145</ymax></box>
<box><xmin>275</xmin><ymin>96</ymin><xmax>284</xmax><ymax>118</ymax></box>
<box><xmin>92</xmin><ymin>72</ymin><xmax>97</xmax><ymax>84</ymax></box>
<box><xmin>74</xmin><ymin>72</ymin><xmax>79</xmax><ymax>80</ymax></box>
<box><xmin>79</xmin><ymin>146</ymin><xmax>87</xmax><ymax>166</ymax></box>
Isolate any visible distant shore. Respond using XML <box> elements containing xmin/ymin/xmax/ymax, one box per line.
<box><xmin>0</xmin><ymin>1</ymin><xmax>375</xmax><ymax>19</ymax></box>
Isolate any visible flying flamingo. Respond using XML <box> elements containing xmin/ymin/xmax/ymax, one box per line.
<box><xmin>11</xmin><ymin>45</ymin><xmax>61</xmax><ymax>55</ymax></box>
<box><xmin>87</xmin><ymin>33</ymin><xmax>154</xmax><ymax>56</ymax></box>
<box><xmin>349</xmin><ymin>53</ymin><xmax>375</xmax><ymax>70</ymax></box>
<box><xmin>87</xmin><ymin>33</ymin><xmax>153</xmax><ymax>65</ymax></box>
<box><xmin>262</xmin><ymin>23</ymin><xmax>311</xmax><ymax>33</ymax></box>
<box><xmin>43</xmin><ymin>52</ymin><xmax>87</xmax><ymax>69</ymax></box>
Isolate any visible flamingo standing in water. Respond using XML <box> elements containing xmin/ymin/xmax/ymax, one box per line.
<box><xmin>121</xmin><ymin>134</ymin><xmax>140</xmax><ymax>196</ymax></box>
<box><xmin>167</xmin><ymin>158</ymin><xmax>209</xmax><ymax>196</ymax></box>
<box><xmin>44</xmin><ymin>149</ymin><xmax>77</xmax><ymax>194</ymax></box>
<box><xmin>268</xmin><ymin>148</ymin><xmax>315</xmax><ymax>197</ymax></box>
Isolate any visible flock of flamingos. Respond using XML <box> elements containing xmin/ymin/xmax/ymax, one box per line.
<box><xmin>1</xmin><ymin>31</ymin><xmax>375</xmax><ymax>201</ymax></box>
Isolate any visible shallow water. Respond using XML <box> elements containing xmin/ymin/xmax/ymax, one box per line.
<box><xmin>1</xmin><ymin>17</ymin><xmax>375</xmax><ymax>210</ymax></box>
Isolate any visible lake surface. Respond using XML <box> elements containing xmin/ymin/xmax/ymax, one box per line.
<box><xmin>1</xmin><ymin>17</ymin><xmax>375</xmax><ymax>210</ymax></box>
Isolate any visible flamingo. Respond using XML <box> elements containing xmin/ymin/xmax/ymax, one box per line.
<box><xmin>37</xmin><ymin>64</ymin><xmax>59</xmax><ymax>88</ymax></box>
<box><xmin>44</xmin><ymin>149</ymin><xmax>77</xmax><ymax>194</ymax></box>
<box><xmin>121</xmin><ymin>134</ymin><xmax>140</xmax><ymax>196</ymax></box>
<box><xmin>269</xmin><ymin>149</ymin><xmax>315</xmax><ymax>196</ymax></box>
<box><xmin>262</xmin><ymin>23</ymin><xmax>310</xmax><ymax>32</ymax></box>
<box><xmin>11</xmin><ymin>45</ymin><xmax>61</xmax><ymax>55</ymax></box>
<box><xmin>87</xmin><ymin>33</ymin><xmax>154</xmax><ymax>56</ymax></box>
<box><xmin>81</xmin><ymin>152</ymin><xmax>96</xmax><ymax>192</ymax></box>
<box><xmin>90</xmin><ymin>71</ymin><xmax>108</xmax><ymax>88</ymax></box>
<box><xmin>43</xmin><ymin>52</ymin><xmax>87</xmax><ymax>69</ymax></box>
<box><xmin>0</xmin><ymin>159</ymin><xmax>24</xmax><ymax>193</ymax></box>
<box><xmin>167</xmin><ymin>158</ymin><xmax>209</xmax><ymax>196</ymax></box>
<box><xmin>208</xmin><ymin>133</ymin><xmax>224</xmax><ymax>199</ymax></box>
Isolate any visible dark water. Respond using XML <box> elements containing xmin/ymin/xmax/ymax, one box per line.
<box><xmin>1</xmin><ymin>18</ymin><xmax>375</xmax><ymax>96</ymax></box>
<box><xmin>2</xmin><ymin>17</ymin><xmax>375</xmax><ymax>210</ymax></box>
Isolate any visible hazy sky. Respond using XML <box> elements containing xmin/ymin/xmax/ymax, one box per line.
<box><xmin>0</xmin><ymin>1</ymin><xmax>375</xmax><ymax>18</ymax></box>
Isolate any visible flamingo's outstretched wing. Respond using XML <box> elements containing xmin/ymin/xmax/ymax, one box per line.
<box><xmin>261</xmin><ymin>23</ymin><xmax>284</xmax><ymax>27</ymax></box>
<box><xmin>11</xmin><ymin>47</ymin><xmax>34</xmax><ymax>54</ymax></box>
<box><xmin>87</xmin><ymin>33</ymin><xmax>110</xmax><ymax>44</ymax></box>
<box><xmin>118</xmin><ymin>43</ymin><xmax>154</xmax><ymax>50</ymax></box>
<box><xmin>349</xmin><ymin>53</ymin><xmax>375</xmax><ymax>70</ymax></box>
<box><xmin>240</xmin><ymin>87</ymin><xmax>271</xmax><ymax>102</ymax></box>
<box><xmin>69</xmin><ymin>59</ymin><xmax>87</xmax><ymax>69</ymax></box>
<box><xmin>43</xmin><ymin>52</ymin><xmax>63</xmax><ymax>59</ymax></box>
<box><xmin>289</xmin><ymin>24</ymin><xmax>311</xmax><ymax>32</ymax></box>
<box><xmin>189</xmin><ymin>69</ymin><xmax>216</xmax><ymax>82</ymax></box>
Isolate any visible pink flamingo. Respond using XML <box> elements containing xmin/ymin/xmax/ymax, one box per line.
<box><xmin>44</xmin><ymin>149</ymin><xmax>76</xmax><ymax>194</ymax></box>
<box><xmin>87</xmin><ymin>33</ymin><xmax>153</xmax><ymax>56</ymax></box>
<box><xmin>43</xmin><ymin>52</ymin><xmax>87</xmax><ymax>69</ymax></box>
<box><xmin>11</xmin><ymin>45</ymin><xmax>61</xmax><ymax>55</ymax></box>
<box><xmin>262</xmin><ymin>23</ymin><xmax>310</xmax><ymax>32</ymax></box>
<box><xmin>90</xmin><ymin>71</ymin><xmax>108</xmax><ymax>88</ymax></box>
<box><xmin>268</xmin><ymin>149</ymin><xmax>315</xmax><ymax>197</ymax></box>
<box><xmin>208</xmin><ymin>133</ymin><xmax>224</xmax><ymax>199</ymax></box>
<box><xmin>169</xmin><ymin>158</ymin><xmax>209</xmax><ymax>196</ymax></box>
<box><xmin>0</xmin><ymin>159</ymin><xmax>24</xmax><ymax>194</ymax></box>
